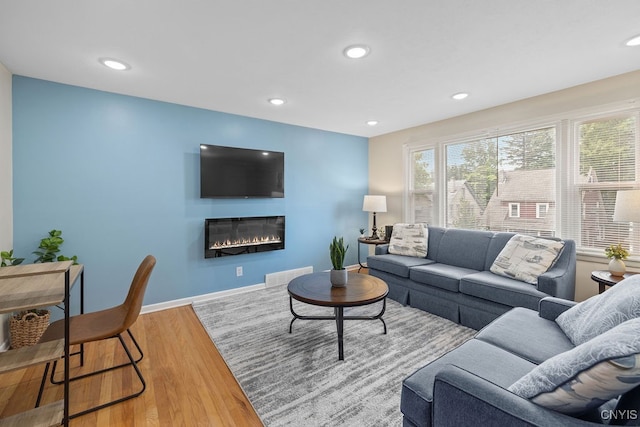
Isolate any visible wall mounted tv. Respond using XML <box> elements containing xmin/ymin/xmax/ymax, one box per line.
<box><xmin>200</xmin><ymin>144</ymin><xmax>284</xmax><ymax>198</ymax></box>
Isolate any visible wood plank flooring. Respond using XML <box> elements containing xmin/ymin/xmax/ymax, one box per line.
<box><xmin>0</xmin><ymin>305</ymin><xmax>263</xmax><ymax>426</ymax></box>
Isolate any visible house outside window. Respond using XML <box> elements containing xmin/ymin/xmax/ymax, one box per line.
<box><xmin>444</xmin><ymin>127</ymin><xmax>556</xmax><ymax>233</ymax></box>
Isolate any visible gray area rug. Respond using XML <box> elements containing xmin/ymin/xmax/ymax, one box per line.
<box><xmin>192</xmin><ymin>284</ymin><xmax>475</xmax><ymax>426</ymax></box>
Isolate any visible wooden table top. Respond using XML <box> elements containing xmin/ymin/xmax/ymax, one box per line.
<box><xmin>357</xmin><ymin>237</ymin><xmax>388</xmax><ymax>245</ymax></box>
<box><xmin>591</xmin><ymin>270</ymin><xmax>636</xmax><ymax>286</ymax></box>
<box><xmin>287</xmin><ymin>272</ymin><xmax>388</xmax><ymax>307</ymax></box>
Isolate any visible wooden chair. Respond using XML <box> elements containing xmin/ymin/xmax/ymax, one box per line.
<box><xmin>35</xmin><ymin>255</ymin><xmax>156</xmax><ymax>419</ymax></box>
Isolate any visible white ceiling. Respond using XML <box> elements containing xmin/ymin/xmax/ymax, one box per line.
<box><xmin>1</xmin><ymin>0</ymin><xmax>639</xmax><ymax>138</ymax></box>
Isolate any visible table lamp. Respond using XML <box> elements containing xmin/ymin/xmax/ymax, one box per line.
<box><xmin>363</xmin><ymin>195</ymin><xmax>387</xmax><ymax>240</ymax></box>
<box><xmin>613</xmin><ymin>190</ymin><xmax>640</xmax><ymax>223</ymax></box>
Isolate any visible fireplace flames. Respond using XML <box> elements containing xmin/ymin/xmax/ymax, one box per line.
<box><xmin>209</xmin><ymin>235</ymin><xmax>282</xmax><ymax>250</ymax></box>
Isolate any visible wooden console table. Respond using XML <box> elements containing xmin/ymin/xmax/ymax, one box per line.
<box><xmin>0</xmin><ymin>261</ymin><xmax>83</xmax><ymax>427</ymax></box>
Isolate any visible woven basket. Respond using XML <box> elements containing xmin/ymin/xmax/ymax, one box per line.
<box><xmin>10</xmin><ymin>310</ymin><xmax>50</xmax><ymax>349</ymax></box>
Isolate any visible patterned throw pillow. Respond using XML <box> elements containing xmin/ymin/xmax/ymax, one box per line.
<box><xmin>489</xmin><ymin>234</ymin><xmax>565</xmax><ymax>285</ymax></box>
<box><xmin>388</xmin><ymin>223</ymin><xmax>428</xmax><ymax>258</ymax></box>
<box><xmin>556</xmin><ymin>274</ymin><xmax>640</xmax><ymax>346</ymax></box>
<box><xmin>508</xmin><ymin>318</ymin><xmax>640</xmax><ymax>414</ymax></box>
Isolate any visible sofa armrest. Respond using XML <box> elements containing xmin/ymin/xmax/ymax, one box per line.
<box><xmin>537</xmin><ymin>239</ymin><xmax>576</xmax><ymax>300</ymax></box>
<box><xmin>538</xmin><ymin>296</ymin><xmax>578</xmax><ymax>321</ymax></box>
<box><xmin>432</xmin><ymin>365</ymin><xmax>598</xmax><ymax>426</ymax></box>
<box><xmin>375</xmin><ymin>244</ymin><xmax>390</xmax><ymax>255</ymax></box>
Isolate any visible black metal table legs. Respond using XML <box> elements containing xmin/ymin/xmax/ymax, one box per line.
<box><xmin>288</xmin><ymin>296</ymin><xmax>387</xmax><ymax>361</ymax></box>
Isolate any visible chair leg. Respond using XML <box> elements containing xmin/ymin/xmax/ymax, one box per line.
<box><xmin>70</xmin><ymin>333</ymin><xmax>146</xmax><ymax>419</ymax></box>
<box><xmin>34</xmin><ymin>362</ymin><xmax>51</xmax><ymax>408</ymax></box>
<box><xmin>49</xmin><ymin>328</ymin><xmax>144</xmax><ymax>385</ymax></box>
<box><xmin>38</xmin><ymin>329</ymin><xmax>146</xmax><ymax>418</ymax></box>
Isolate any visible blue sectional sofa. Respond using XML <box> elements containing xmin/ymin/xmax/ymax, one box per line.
<box><xmin>367</xmin><ymin>226</ymin><xmax>576</xmax><ymax>330</ymax></box>
<box><xmin>401</xmin><ymin>280</ymin><xmax>640</xmax><ymax>426</ymax></box>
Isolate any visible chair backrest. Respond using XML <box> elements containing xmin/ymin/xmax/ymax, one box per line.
<box><xmin>121</xmin><ymin>255</ymin><xmax>156</xmax><ymax>330</ymax></box>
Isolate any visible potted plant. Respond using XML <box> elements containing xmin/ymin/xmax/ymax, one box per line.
<box><xmin>605</xmin><ymin>243</ymin><xmax>629</xmax><ymax>277</ymax></box>
<box><xmin>33</xmin><ymin>229</ymin><xmax>78</xmax><ymax>264</ymax></box>
<box><xmin>1</xmin><ymin>249</ymin><xmax>24</xmax><ymax>267</ymax></box>
<box><xmin>330</xmin><ymin>236</ymin><xmax>349</xmax><ymax>287</ymax></box>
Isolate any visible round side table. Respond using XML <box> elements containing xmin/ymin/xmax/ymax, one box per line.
<box><xmin>591</xmin><ymin>270</ymin><xmax>636</xmax><ymax>294</ymax></box>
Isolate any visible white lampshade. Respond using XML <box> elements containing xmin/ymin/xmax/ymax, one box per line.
<box><xmin>613</xmin><ymin>190</ymin><xmax>640</xmax><ymax>223</ymax></box>
<box><xmin>363</xmin><ymin>195</ymin><xmax>387</xmax><ymax>213</ymax></box>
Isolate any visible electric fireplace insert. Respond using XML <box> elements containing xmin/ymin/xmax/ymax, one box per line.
<box><xmin>204</xmin><ymin>216</ymin><xmax>285</xmax><ymax>258</ymax></box>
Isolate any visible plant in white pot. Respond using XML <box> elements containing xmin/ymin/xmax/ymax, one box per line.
<box><xmin>330</xmin><ymin>236</ymin><xmax>349</xmax><ymax>287</ymax></box>
<box><xmin>605</xmin><ymin>244</ymin><xmax>629</xmax><ymax>277</ymax></box>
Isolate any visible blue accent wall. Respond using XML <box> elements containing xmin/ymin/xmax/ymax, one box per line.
<box><xmin>12</xmin><ymin>76</ymin><xmax>368</xmax><ymax>312</ymax></box>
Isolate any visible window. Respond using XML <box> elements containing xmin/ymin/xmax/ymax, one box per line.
<box><xmin>536</xmin><ymin>203</ymin><xmax>549</xmax><ymax>218</ymax></box>
<box><xmin>408</xmin><ymin>148</ymin><xmax>435</xmax><ymax>224</ymax></box>
<box><xmin>444</xmin><ymin>127</ymin><xmax>556</xmax><ymax>234</ymax></box>
<box><xmin>571</xmin><ymin>113</ymin><xmax>639</xmax><ymax>254</ymax></box>
<box><xmin>405</xmin><ymin>104</ymin><xmax>640</xmax><ymax>256</ymax></box>
<box><xmin>509</xmin><ymin>203</ymin><xmax>521</xmax><ymax>218</ymax></box>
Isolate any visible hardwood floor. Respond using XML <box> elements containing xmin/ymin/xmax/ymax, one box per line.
<box><xmin>0</xmin><ymin>306</ymin><xmax>263</xmax><ymax>426</ymax></box>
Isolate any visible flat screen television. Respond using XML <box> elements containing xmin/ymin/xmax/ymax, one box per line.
<box><xmin>200</xmin><ymin>144</ymin><xmax>284</xmax><ymax>198</ymax></box>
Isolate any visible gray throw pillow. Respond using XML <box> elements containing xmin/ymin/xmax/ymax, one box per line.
<box><xmin>509</xmin><ymin>318</ymin><xmax>640</xmax><ymax>414</ymax></box>
<box><xmin>556</xmin><ymin>274</ymin><xmax>640</xmax><ymax>346</ymax></box>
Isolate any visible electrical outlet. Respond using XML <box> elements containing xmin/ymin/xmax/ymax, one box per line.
<box><xmin>236</xmin><ymin>266</ymin><xmax>243</xmax><ymax>277</ymax></box>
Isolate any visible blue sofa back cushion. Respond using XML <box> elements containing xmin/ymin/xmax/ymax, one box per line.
<box><xmin>509</xmin><ymin>318</ymin><xmax>640</xmax><ymax>414</ymax></box>
<box><xmin>435</xmin><ymin>228</ymin><xmax>493</xmax><ymax>271</ymax></box>
<box><xmin>556</xmin><ymin>274</ymin><xmax>640</xmax><ymax>346</ymax></box>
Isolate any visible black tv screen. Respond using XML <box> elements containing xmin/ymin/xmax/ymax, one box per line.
<box><xmin>200</xmin><ymin>144</ymin><xmax>284</xmax><ymax>198</ymax></box>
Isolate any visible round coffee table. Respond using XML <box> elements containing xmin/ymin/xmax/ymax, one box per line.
<box><xmin>287</xmin><ymin>272</ymin><xmax>388</xmax><ymax>360</ymax></box>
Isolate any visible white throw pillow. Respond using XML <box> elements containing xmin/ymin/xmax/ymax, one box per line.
<box><xmin>388</xmin><ymin>223</ymin><xmax>428</xmax><ymax>258</ymax></box>
<box><xmin>490</xmin><ymin>234</ymin><xmax>565</xmax><ymax>285</ymax></box>
<box><xmin>556</xmin><ymin>274</ymin><xmax>640</xmax><ymax>346</ymax></box>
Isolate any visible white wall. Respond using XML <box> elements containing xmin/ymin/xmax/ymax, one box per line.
<box><xmin>0</xmin><ymin>62</ymin><xmax>12</xmax><ymax>348</ymax></box>
<box><xmin>369</xmin><ymin>69</ymin><xmax>640</xmax><ymax>302</ymax></box>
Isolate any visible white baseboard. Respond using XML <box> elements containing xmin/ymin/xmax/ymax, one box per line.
<box><xmin>140</xmin><ymin>282</ymin><xmax>268</xmax><ymax>314</ymax></box>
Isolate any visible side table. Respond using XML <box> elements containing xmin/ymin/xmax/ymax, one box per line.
<box><xmin>357</xmin><ymin>237</ymin><xmax>388</xmax><ymax>272</ymax></box>
<box><xmin>591</xmin><ymin>270</ymin><xmax>636</xmax><ymax>294</ymax></box>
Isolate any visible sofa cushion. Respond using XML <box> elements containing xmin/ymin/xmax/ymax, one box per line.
<box><xmin>402</xmin><ymin>339</ymin><xmax>536</xmax><ymax>427</ymax></box>
<box><xmin>475</xmin><ymin>307</ymin><xmax>575</xmax><ymax>364</ymax></box>
<box><xmin>366</xmin><ymin>254</ymin><xmax>433</xmax><ymax>278</ymax></box>
<box><xmin>490</xmin><ymin>234</ymin><xmax>565</xmax><ymax>285</ymax></box>
<box><xmin>556</xmin><ymin>274</ymin><xmax>640</xmax><ymax>346</ymax></box>
<box><xmin>410</xmin><ymin>263</ymin><xmax>478</xmax><ymax>293</ymax></box>
<box><xmin>509</xmin><ymin>318</ymin><xmax>640</xmax><ymax>414</ymax></box>
<box><xmin>388</xmin><ymin>223</ymin><xmax>429</xmax><ymax>258</ymax></box>
<box><xmin>460</xmin><ymin>271</ymin><xmax>549</xmax><ymax>310</ymax></box>
<box><xmin>435</xmin><ymin>228</ymin><xmax>493</xmax><ymax>271</ymax></box>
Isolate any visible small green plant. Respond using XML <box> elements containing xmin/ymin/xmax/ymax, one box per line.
<box><xmin>605</xmin><ymin>244</ymin><xmax>629</xmax><ymax>260</ymax></box>
<box><xmin>329</xmin><ymin>236</ymin><xmax>349</xmax><ymax>270</ymax></box>
<box><xmin>33</xmin><ymin>229</ymin><xmax>78</xmax><ymax>264</ymax></box>
<box><xmin>0</xmin><ymin>250</ymin><xmax>25</xmax><ymax>267</ymax></box>
<box><xmin>359</xmin><ymin>228</ymin><xmax>366</xmax><ymax>235</ymax></box>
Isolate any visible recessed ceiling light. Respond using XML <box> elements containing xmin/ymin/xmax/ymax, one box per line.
<box><xmin>99</xmin><ymin>57</ymin><xmax>131</xmax><ymax>71</ymax></box>
<box><xmin>366</xmin><ymin>120</ymin><xmax>379</xmax><ymax>126</ymax></box>
<box><xmin>625</xmin><ymin>34</ymin><xmax>640</xmax><ymax>47</ymax></box>
<box><xmin>452</xmin><ymin>92</ymin><xmax>469</xmax><ymax>100</ymax></box>
<box><xmin>268</xmin><ymin>98</ymin><xmax>286</xmax><ymax>106</ymax></box>
<box><xmin>343</xmin><ymin>45</ymin><xmax>371</xmax><ymax>59</ymax></box>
